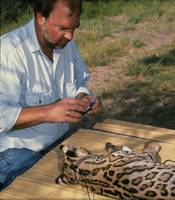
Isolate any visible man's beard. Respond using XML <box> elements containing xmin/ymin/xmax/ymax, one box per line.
<box><xmin>45</xmin><ymin>38</ymin><xmax>69</xmax><ymax>49</ymax></box>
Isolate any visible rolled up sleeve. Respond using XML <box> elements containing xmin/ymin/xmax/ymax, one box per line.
<box><xmin>0</xmin><ymin>52</ymin><xmax>24</xmax><ymax>132</ymax></box>
<box><xmin>0</xmin><ymin>101</ymin><xmax>22</xmax><ymax>132</ymax></box>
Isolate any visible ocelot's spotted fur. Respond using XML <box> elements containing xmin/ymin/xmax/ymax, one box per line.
<box><xmin>55</xmin><ymin>142</ymin><xmax>175</xmax><ymax>200</ymax></box>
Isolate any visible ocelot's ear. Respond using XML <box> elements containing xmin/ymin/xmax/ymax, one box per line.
<box><xmin>105</xmin><ymin>142</ymin><xmax>121</xmax><ymax>153</ymax></box>
<box><xmin>60</xmin><ymin>144</ymin><xmax>83</xmax><ymax>157</ymax></box>
<box><xmin>60</xmin><ymin>144</ymin><xmax>69</xmax><ymax>154</ymax></box>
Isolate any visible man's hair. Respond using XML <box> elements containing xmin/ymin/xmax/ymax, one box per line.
<box><xmin>32</xmin><ymin>0</ymin><xmax>82</xmax><ymax>18</ymax></box>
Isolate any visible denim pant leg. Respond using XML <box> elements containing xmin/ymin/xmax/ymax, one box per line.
<box><xmin>0</xmin><ymin>148</ymin><xmax>43</xmax><ymax>191</ymax></box>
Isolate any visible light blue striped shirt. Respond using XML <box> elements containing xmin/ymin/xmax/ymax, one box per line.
<box><xmin>0</xmin><ymin>19</ymin><xmax>90</xmax><ymax>152</ymax></box>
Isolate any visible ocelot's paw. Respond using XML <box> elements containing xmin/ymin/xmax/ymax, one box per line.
<box><xmin>121</xmin><ymin>145</ymin><xmax>132</xmax><ymax>153</ymax></box>
<box><xmin>163</xmin><ymin>160</ymin><xmax>175</xmax><ymax>166</ymax></box>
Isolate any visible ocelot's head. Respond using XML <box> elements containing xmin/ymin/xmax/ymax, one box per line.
<box><xmin>55</xmin><ymin>144</ymin><xmax>91</xmax><ymax>184</ymax></box>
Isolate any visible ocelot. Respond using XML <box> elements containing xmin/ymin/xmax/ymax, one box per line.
<box><xmin>55</xmin><ymin>142</ymin><xmax>175</xmax><ymax>200</ymax></box>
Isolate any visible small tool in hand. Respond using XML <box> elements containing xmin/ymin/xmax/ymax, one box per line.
<box><xmin>83</xmin><ymin>95</ymin><xmax>97</xmax><ymax>115</ymax></box>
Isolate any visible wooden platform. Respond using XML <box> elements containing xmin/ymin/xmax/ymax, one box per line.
<box><xmin>1</xmin><ymin>119</ymin><xmax>175</xmax><ymax>200</ymax></box>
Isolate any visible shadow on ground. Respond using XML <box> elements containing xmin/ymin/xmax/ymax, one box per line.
<box><xmin>142</xmin><ymin>48</ymin><xmax>175</xmax><ymax>66</ymax></box>
<box><xmin>69</xmin><ymin>90</ymin><xmax>175</xmax><ymax>134</ymax></box>
<box><xmin>103</xmin><ymin>88</ymin><xmax>175</xmax><ymax>129</ymax></box>
<box><xmin>71</xmin><ymin>50</ymin><xmax>175</xmax><ymax>132</ymax></box>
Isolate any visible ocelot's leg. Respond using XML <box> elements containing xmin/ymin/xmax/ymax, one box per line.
<box><xmin>163</xmin><ymin>160</ymin><xmax>175</xmax><ymax>166</ymax></box>
<box><xmin>143</xmin><ymin>141</ymin><xmax>161</xmax><ymax>162</ymax></box>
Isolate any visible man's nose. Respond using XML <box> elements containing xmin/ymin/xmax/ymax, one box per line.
<box><xmin>64</xmin><ymin>30</ymin><xmax>74</xmax><ymax>41</ymax></box>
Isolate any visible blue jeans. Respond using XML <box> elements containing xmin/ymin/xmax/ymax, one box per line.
<box><xmin>0</xmin><ymin>131</ymin><xmax>71</xmax><ymax>191</ymax></box>
<box><xmin>0</xmin><ymin>148</ymin><xmax>43</xmax><ymax>191</ymax></box>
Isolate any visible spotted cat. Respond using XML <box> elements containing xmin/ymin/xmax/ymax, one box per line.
<box><xmin>56</xmin><ymin>142</ymin><xmax>175</xmax><ymax>200</ymax></box>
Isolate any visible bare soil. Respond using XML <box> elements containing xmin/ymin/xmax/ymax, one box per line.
<box><xmin>70</xmin><ymin>17</ymin><xmax>175</xmax><ymax>133</ymax></box>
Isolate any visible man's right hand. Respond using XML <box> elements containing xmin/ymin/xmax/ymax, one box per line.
<box><xmin>44</xmin><ymin>98</ymin><xmax>90</xmax><ymax>123</ymax></box>
<box><xmin>13</xmin><ymin>98</ymin><xmax>90</xmax><ymax>130</ymax></box>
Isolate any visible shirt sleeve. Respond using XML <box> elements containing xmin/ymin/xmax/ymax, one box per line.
<box><xmin>71</xmin><ymin>41</ymin><xmax>91</xmax><ymax>96</ymax></box>
<box><xmin>0</xmin><ymin>51</ymin><xmax>24</xmax><ymax>132</ymax></box>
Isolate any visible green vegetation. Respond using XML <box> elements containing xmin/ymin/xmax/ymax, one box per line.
<box><xmin>0</xmin><ymin>0</ymin><xmax>33</xmax><ymax>34</ymax></box>
<box><xmin>1</xmin><ymin>0</ymin><xmax>175</xmax><ymax>129</ymax></box>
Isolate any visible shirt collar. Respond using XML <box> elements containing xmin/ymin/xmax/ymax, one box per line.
<box><xmin>27</xmin><ymin>18</ymin><xmax>41</xmax><ymax>53</ymax></box>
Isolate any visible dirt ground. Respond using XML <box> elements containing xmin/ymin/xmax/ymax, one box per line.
<box><xmin>70</xmin><ymin>17</ymin><xmax>175</xmax><ymax>133</ymax></box>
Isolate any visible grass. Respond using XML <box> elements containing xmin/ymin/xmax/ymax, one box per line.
<box><xmin>0</xmin><ymin>8</ymin><xmax>33</xmax><ymax>35</ymax></box>
<box><xmin>129</xmin><ymin>45</ymin><xmax>175</xmax><ymax>77</ymax></box>
<box><xmin>104</xmin><ymin>43</ymin><xmax>175</xmax><ymax>129</ymax></box>
<box><xmin>74</xmin><ymin>0</ymin><xmax>175</xmax><ymax>68</ymax></box>
<box><xmin>1</xmin><ymin>0</ymin><xmax>175</xmax><ymax>129</ymax></box>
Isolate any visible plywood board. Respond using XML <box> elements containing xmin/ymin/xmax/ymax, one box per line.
<box><xmin>94</xmin><ymin>119</ymin><xmax>175</xmax><ymax>144</ymax></box>
<box><xmin>1</xmin><ymin>120</ymin><xmax>174</xmax><ymax>200</ymax></box>
<box><xmin>63</xmin><ymin>129</ymin><xmax>175</xmax><ymax>161</ymax></box>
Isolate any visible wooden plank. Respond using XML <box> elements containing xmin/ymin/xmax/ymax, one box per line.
<box><xmin>63</xmin><ymin>129</ymin><xmax>175</xmax><ymax>161</ymax></box>
<box><xmin>94</xmin><ymin>119</ymin><xmax>175</xmax><ymax>144</ymax></box>
<box><xmin>1</xmin><ymin>129</ymin><xmax>116</xmax><ymax>200</ymax></box>
<box><xmin>1</xmin><ymin>179</ymin><xmax>107</xmax><ymax>200</ymax></box>
<box><xmin>1</xmin><ymin>125</ymin><xmax>174</xmax><ymax>199</ymax></box>
<box><xmin>0</xmin><ymin>193</ymin><xmax>26</xmax><ymax>200</ymax></box>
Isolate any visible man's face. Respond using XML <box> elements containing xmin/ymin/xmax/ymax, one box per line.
<box><xmin>37</xmin><ymin>2</ymin><xmax>80</xmax><ymax>49</ymax></box>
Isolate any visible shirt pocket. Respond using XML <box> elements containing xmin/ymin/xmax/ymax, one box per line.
<box><xmin>63</xmin><ymin>82</ymin><xmax>77</xmax><ymax>98</ymax></box>
<box><xmin>25</xmin><ymin>91</ymin><xmax>55</xmax><ymax>106</ymax></box>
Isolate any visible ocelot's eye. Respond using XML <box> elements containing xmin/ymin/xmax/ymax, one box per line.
<box><xmin>70</xmin><ymin>177</ymin><xmax>75</xmax><ymax>183</ymax></box>
<box><xmin>70</xmin><ymin>164</ymin><xmax>78</xmax><ymax>171</ymax></box>
<box><xmin>63</xmin><ymin>163</ymin><xmax>68</xmax><ymax>168</ymax></box>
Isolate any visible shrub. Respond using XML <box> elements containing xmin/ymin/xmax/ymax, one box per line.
<box><xmin>0</xmin><ymin>0</ymin><xmax>31</xmax><ymax>27</ymax></box>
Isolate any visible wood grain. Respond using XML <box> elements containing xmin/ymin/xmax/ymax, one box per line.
<box><xmin>1</xmin><ymin>119</ymin><xmax>174</xmax><ymax>199</ymax></box>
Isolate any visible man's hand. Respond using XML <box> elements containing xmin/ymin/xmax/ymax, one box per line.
<box><xmin>14</xmin><ymin>96</ymin><xmax>102</xmax><ymax>130</ymax></box>
<box><xmin>79</xmin><ymin>95</ymin><xmax>103</xmax><ymax>115</ymax></box>
<box><xmin>14</xmin><ymin>98</ymin><xmax>90</xmax><ymax>130</ymax></box>
<box><xmin>45</xmin><ymin>98</ymin><xmax>89</xmax><ymax>123</ymax></box>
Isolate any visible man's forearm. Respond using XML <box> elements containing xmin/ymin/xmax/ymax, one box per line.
<box><xmin>12</xmin><ymin>98</ymin><xmax>90</xmax><ymax>130</ymax></box>
<box><xmin>13</xmin><ymin>105</ymin><xmax>49</xmax><ymax>130</ymax></box>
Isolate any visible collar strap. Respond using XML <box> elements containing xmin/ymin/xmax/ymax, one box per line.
<box><xmin>73</xmin><ymin>156</ymin><xmax>88</xmax><ymax>183</ymax></box>
<box><xmin>76</xmin><ymin>156</ymin><xmax>88</xmax><ymax>168</ymax></box>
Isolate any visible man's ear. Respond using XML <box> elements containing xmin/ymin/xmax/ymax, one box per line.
<box><xmin>35</xmin><ymin>12</ymin><xmax>46</xmax><ymax>26</ymax></box>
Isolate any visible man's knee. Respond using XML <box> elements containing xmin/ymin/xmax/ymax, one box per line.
<box><xmin>0</xmin><ymin>148</ymin><xmax>42</xmax><ymax>191</ymax></box>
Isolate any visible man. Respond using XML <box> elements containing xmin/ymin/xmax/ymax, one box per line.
<box><xmin>0</xmin><ymin>0</ymin><xmax>102</xmax><ymax>191</ymax></box>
